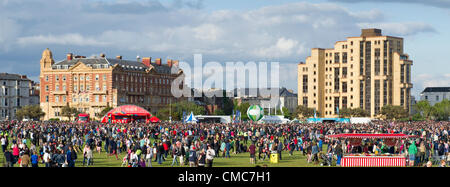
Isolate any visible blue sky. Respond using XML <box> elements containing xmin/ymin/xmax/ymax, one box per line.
<box><xmin>0</xmin><ymin>0</ymin><xmax>449</xmax><ymax>98</ymax></box>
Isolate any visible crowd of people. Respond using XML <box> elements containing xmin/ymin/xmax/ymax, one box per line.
<box><xmin>0</xmin><ymin>120</ymin><xmax>449</xmax><ymax>167</ymax></box>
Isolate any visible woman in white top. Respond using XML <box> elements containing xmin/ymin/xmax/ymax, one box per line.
<box><xmin>146</xmin><ymin>146</ymin><xmax>153</xmax><ymax>167</ymax></box>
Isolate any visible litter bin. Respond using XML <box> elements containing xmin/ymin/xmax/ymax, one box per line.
<box><xmin>270</xmin><ymin>153</ymin><xmax>279</xmax><ymax>164</ymax></box>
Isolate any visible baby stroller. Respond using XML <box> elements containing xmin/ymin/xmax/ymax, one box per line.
<box><xmin>320</xmin><ymin>153</ymin><xmax>332</xmax><ymax>166</ymax></box>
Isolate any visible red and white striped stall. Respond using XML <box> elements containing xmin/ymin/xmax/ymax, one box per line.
<box><xmin>341</xmin><ymin>156</ymin><xmax>406</xmax><ymax>167</ymax></box>
<box><xmin>326</xmin><ymin>133</ymin><xmax>416</xmax><ymax>167</ymax></box>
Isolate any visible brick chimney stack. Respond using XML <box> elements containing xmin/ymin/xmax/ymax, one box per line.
<box><xmin>173</xmin><ymin>60</ymin><xmax>179</xmax><ymax>67</ymax></box>
<box><xmin>67</xmin><ymin>53</ymin><xmax>73</xmax><ymax>61</ymax></box>
<box><xmin>167</xmin><ymin>59</ymin><xmax>172</xmax><ymax>67</ymax></box>
<box><xmin>142</xmin><ymin>57</ymin><xmax>151</xmax><ymax>67</ymax></box>
<box><xmin>156</xmin><ymin>58</ymin><xmax>161</xmax><ymax>66</ymax></box>
<box><xmin>116</xmin><ymin>55</ymin><xmax>122</xmax><ymax>60</ymax></box>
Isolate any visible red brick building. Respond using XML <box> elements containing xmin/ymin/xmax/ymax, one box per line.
<box><xmin>39</xmin><ymin>48</ymin><xmax>184</xmax><ymax>120</ymax></box>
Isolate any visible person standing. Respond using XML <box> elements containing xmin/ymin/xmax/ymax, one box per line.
<box><xmin>1</xmin><ymin>136</ymin><xmax>7</xmax><ymax>153</ymax></box>
<box><xmin>408</xmin><ymin>141</ymin><xmax>417</xmax><ymax>167</ymax></box>
<box><xmin>248</xmin><ymin>143</ymin><xmax>256</xmax><ymax>164</ymax></box>
<box><xmin>188</xmin><ymin>147</ymin><xmax>197</xmax><ymax>167</ymax></box>
<box><xmin>86</xmin><ymin>146</ymin><xmax>93</xmax><ymax>166</ymax></box>
<box><xmin>31</xmin><ymin>151</ymin><xmax>39</xmax><ymax>167</ymax></box>
<box><xmin>4</xmin><ymin>149</ymin><xmax>13</xmax><ymax>167</ymax></box>
<box><xmin>43</xmin><ymin>150</ymin><xmax>51</xmax><ymax>167</ymax></box>
<box><xmin>206</xmin><ymin>145</ymin><xmax>215</xmax><ymax>167</ymax></box>
<box><xmin>198</xmin><ymin>150</ymin><xmax>206</xmax><ymax>167</ymax></box>
<box><xmin>146</xmin><ymin>145</ymin><xmax>153</xmax><ymax>167</ymax></box>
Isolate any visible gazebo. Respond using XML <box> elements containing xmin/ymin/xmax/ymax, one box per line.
<box><xmin>101</xmin><ymin>105</ymin><xmax>154</xmax><ymax>123</ymax></box>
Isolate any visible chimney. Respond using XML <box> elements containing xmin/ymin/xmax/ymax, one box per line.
<box><xmin>156</xmin><ymin>58</ymin><xmax>161</xmax><ymax>66</ymax></box>
<box><xmin>142</xmin><ymin>57</ymin><xmax>151</xmax><ymax>67</ymax></box>
<box><xmin>173</xmin><ymin>60</ymin><xmax>179</xmax><ymax>67</ymax></box>
<box><xmin>100</xmin><ymin>53</ymin><xmax>105</xmax><ymax>58</ymax></box>
<box><xmin>167</xmin><ymin>59</ymin><xmax>172</xmax><ymax>67</ymax></box>
<box><xmin>116</xmin><ymin>55</ymin><xmax>122</xmax><ymax>60</ymax></box>
<box><xmin>136</xmin><ymin>56</ymin><xmax>141</xmax><ymax>62</ymax></box>
<box><xmin>67</xmin><ymin>53</ymin><xmax>73</xmax><ymax>61</ymax></box>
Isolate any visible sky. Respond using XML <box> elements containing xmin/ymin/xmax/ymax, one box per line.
<box><xmin>1</xmin><ymin>0</ymin><xmax>449</xmax><ymax>98</ymax></box>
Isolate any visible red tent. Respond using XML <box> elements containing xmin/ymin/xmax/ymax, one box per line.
<box><xmin>101</xmin><ymin>105</ymin><xmax>153</xmax><ymax>123</ymax></box>
<box><xmin>149</xmin><ymin>116</ymin><xmax>160</xmax><ymax>123</ymax></box>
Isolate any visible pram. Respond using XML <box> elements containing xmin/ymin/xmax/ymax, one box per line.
<box><xmin>320</xmin><ymin>153</ymin><xmax>332</xmax><ymax>166</ymax></box>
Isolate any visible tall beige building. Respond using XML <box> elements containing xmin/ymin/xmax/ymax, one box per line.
<box><xmin>297</xmin><ymin>29</ymin><xmax>413</xmax><ymax>118</ymax></box>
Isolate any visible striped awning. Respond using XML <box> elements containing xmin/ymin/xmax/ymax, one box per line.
<box><xmin>326</xmin><ymin>133</ymin><xmax>417</xmax><ymax>139</ymax></box>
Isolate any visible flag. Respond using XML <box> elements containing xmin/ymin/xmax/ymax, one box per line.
<box><xmin>182</xmin><ymin>111</ymin><xmax>186</xmax><ymax>123</ymax></box>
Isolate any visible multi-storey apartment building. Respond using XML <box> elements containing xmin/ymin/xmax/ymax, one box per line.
<box><xmin>0</xmin><ymin>73</ymin><xmax>31</xmax><ymax>120</ymax></box>
<box><xmin>298</xmin><ymin>29</ymin><xmax>413</xmax><ymax>118</ymax></box>
<box><xmin>39</xmin><ymin>48</ymin><xmax>184</xmax><ymax>120</ymax></box>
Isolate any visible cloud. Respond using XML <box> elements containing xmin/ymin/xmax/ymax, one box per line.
<box><xmin>412</xmin><ymin>73</ymin><xmax>450</xmax><ymax>96</ymax></box>
<box><xmin>0</xmin><ymin>0</ymin><xmax>440</xmax><ymax>91</ymax></box>
<box><xmin>358</xmin><ymin>22</ymin><xmax>436</xmax><ymax>36</ymax></box>
<box><xmin>17</xmin><ymin>33</ymin><xmax>110</xmax><ymax>46</ymax></box>
<box><xmin>329</xmin><ymin>0</ymin><xmax>450</xmax><ymax>9</ymax></box>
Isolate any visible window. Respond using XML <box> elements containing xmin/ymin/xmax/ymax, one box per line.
<box><xmin>46</xmin><ymin>76</ymin><xmax>49</xmax><ymax>82</ymax></box>
<box><xmin>95</xmin><ymin>95</ymin><xmax>99</xmax><ymax>102</ymax></box>
<box><xmin>63</xmin><ymin>96</ymin><xmax>66</xmax><ymax>102</ymax></box>
<box><xmin>103</xmin><ymin>75</ymin><xmax>107</xmax><ymax>81</ymax></box>
<box><xmin>56</xmin><ymin>75</ymin><xmax>59</xmax><ymax>81</ymax></box>
<box><xmin>55</xmin><ymin>96</ymin><xmax>59</xmax><ymax>103</ymax></box>
<box><xmin>63</xmin><ymin>85</ymin><xmax>66</xmax><ymax>91</ymax></box>
<box><xmin>103</xmin><ymin>84</ymin><xmax>107</xmax><ymax>91</ymax></box>
<box><xmin>55</xmin><ymin>85</ymin><xmax>59</xmax><ymax>91</ymax></box>
<box><xmin>45</xmin><ymin>96</ymin><xmax>49</xmax><ymax>102</ymax></box>
<box><xmin>95</xmin><ymin>74</ymin><xmax>99</xmax><ymax>81</ymax></box>
<box><xmin>63</xmin><ymin>75</ymin><xmax>66</xmax><ymax>81</ymax></box>
<box><xmin>45</xmin><ymin>85</ymin><xmax>49</xmax><ymax>91</ymax></box>
<box><xmin>103</xmin><ymin>95</ymin><xmax>107</xmax><ymax>102</ymax></box>
<box><xmin>80</xmin><ymin>76</ymin><xmax>84</xmax><ymax>81</ymax></box>
<box><xmin>436</xmin><ymin>95</ymin><xmax>439</xmax><ymax>101</ymax></box>
<box><xmin>74</xmin><ymin>85</ymin><xmax>77</xmax><ymax>92</ymax></box>
<box><xmin>74</xmin><ymin>76</ymin><xmax>77</xmax><ymax>81</ymax></box>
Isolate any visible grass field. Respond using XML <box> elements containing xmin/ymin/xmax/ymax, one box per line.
<box><xmin>0</xmin><ymin>139</ymin><xmax>329</xmax><ymax>167</ymax></box>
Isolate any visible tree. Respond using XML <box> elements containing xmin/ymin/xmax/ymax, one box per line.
<box><xmin>281</xmin><ymin>107</ymin><xmax>292</xmax><ymax>119</ymax></box>
<box><xmin>295</xmin><ymin>105</ymin><xmax>315</xmax><ymax>118</ymax></box>
<box><xmin>413</xmin><ymin>100</ymin><xmax>433</xmax><ymax>119</ymax></box>
<box><xmin>213</xmin><ymin>109</ymin><xmax>225</xmax><ymax>115</ymax></box>
<box><xmin>157</xmin><ymin>101</ymin><xmax>206</xmax><ymax>121</ymax></box>
<box><xmin>233</xmin><ymin>101</ymin><xmax>250</xmax><ymax>121</ymax></box>
<box><xmin>340</xmin><ymin>108</ymin><xmax>369</xmax><ymax>117</ymax></box>
<box><xmin>99</xmin><ymin>106</ymin><xmax>114</xmax><ymax>118</ymax></box>
<box><xmin>381</xmin><ymin>105</ymin><xmax>408</xmax><ymax>120</ymax></box>
<box><xmin>15</xmin><ymin>105</ymin><xmax>45</xmax><ymax>120</ymax></box>
<box><xmin>61</xmin><ymin>104</ymin><xmax>79</xmax><ymax>121</ymax></box>
<box><xmin>432</xmin><ymin>99</ymin><xmax>450</xmax><ymax>121</ymax></box>
<box><xmin>221</xmin><ymin>90</ymin><xmax>234</xmax><ymax>115</ymax></box>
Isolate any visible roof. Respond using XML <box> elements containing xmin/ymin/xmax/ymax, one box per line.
<box><xmin>233</xmin><ymin>87</ymin><xmax>297</xmax><ymax>98</ymax></box>
<box><xmin>422</xmin><ymin>87</ymin><xmax>450</xmax><ymax>93</ymax></box>
<box><xmin>0</xmin><ymin>73</ymin><xmax>30</xmax><ymax>81</ymax></box>
<box><xmin>54</xmin><ymin>57</ymin><xmax>174</xmax><ymax>74</ymax></box>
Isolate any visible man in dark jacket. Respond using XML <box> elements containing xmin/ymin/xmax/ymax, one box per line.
<box><xmin>4</xmin><ymin>149</ymin><xmax>13</xmax><ymax>167</ymax></box>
